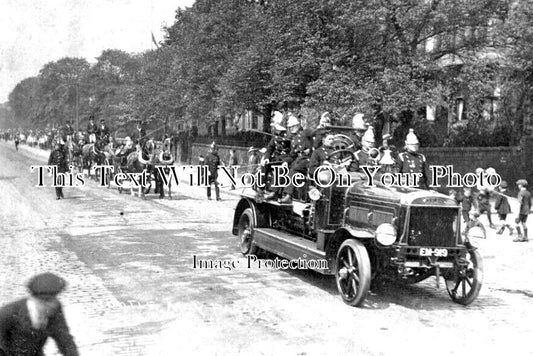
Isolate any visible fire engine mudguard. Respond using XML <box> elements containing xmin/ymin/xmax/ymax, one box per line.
<box><xmin>232</xmin><ymin>198</ymin><xmax>270</xmax><ymax>235</ymax></box>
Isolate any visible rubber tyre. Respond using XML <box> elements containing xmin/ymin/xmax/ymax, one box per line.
<box><xmin>238</xmin><ymin>208</ymin><xmax>259</xmax><ymax>256</ymax></box>
<box><xmin>335</xmin><ymin>239</ymin><xmax>371</xmax><ymax>307</ymax></box>
<box><xmin>445</xmin><ymin>248</ymin><xmax>483</xmax><ymax>305</ymax></box>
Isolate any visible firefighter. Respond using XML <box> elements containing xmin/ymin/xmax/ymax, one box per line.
<box><xmin>280</xmin><ymin>114</ymin><xmax>314</xmax><ymax>203</ymax></box>
<box><xmin>350</xmin><ymin>112</ymin><xmax>366</xmax><ymax>151</ymax></box>
<box><xmin>309</xmin><ymin>133</ymin><xmax>335</xmax><ymax>181</ymax></box>
<box><xmin>352</xmin><ymin>126</ymin><xmax>380</xmax><ymax>172</ymax></box>
<box><xmin>205</xmin><ymin>142</ymin><xmax>222</xmax><ymax>201</ymax></box>
<box><xmin>262</xmin><ymin>111</ymin><xmax>293</xmax><ymax>200</ymax></box>
<box><xmin>378</xmin><ymin>133</ymin><xmax>398</xmax><ymax>173</ymax></box>
<box><xmin>397</xmin><ymin>129</ymin><xmax>430</xmax><ymax>189</ymax></box>
<box><xmin>312</xmin><ymin>112</ymin><xmax>332</xmax><ymax>149</ymax></box>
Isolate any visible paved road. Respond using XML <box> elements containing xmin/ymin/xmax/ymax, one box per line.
<box><xmin>1</xmin><ymin>141</ymin><xmax>532</xmax><ymax>356</ymax></box>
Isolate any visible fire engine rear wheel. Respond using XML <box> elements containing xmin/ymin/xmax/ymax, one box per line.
<box><xmin>238</xmin><ymin>208</ymin><xmax>258</xmax><ymax>256</ymax></box>
<box><xmin>335</xmin><ymin>239</ymin><xmax>371</xmax><ymax>307</ymax></box>
<box><xmin>445</xmin><ymin>248</ymin><xmax>483</xmax><ymax>305</ymax></box>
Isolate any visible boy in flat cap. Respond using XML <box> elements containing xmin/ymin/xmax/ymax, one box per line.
<box><xmin>494</xmin><ymin>181</ymin><xmax>513</xmax><ymax>235</ymax></box>
<box><xmin>513</xmin><ymin>179</ymin><xmax>531</xmax><ymax>242</ymax></box>
<box><xmin>0</xmin><ymin>273</ymin><xmax>79</xmax><ymax>356</ymax></box>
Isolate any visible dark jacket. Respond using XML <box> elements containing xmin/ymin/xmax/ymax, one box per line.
<box><xmin>96</xmin><ymin>125</ymin><xmax>110</xmax><ymax>140</ymax></box>
<box><xmin>86</xmin><ymin>122</ymin><xmax>96</xmax><ymax>134</ymax></box>
<box><xmin>48</xmin><ymin>148</ymin><xmax>68</xmax><ymax>173</ymax></box>
<box><xmin>518</xmin><ymin>189</ymin><xmax>532</xmax><ymax>215</ymax></box>
<box><xmin>266</xmin><ymin>133</ymin><xmax>292</xmax><ymax>163</ymax></box>
<box><xmin>0</xmin><ymin>299</ymin><xmax>78</xmax><ymax>356</ymax></box>
<box><xmin>309</xmin><ymin>146</ymin><xmax>333</xmax><ymax>177</ymax></box>
<box><xmin>397</xmin><ymin>151</ymin><xmax>429</xmax><ymax>189</ymax></box>
<box><xmin>461</xmin><ymin>195</ymin><xmax>474</xmax><ymax>213</ymax></box>
<box><xmin>494</xmin><ymin>192</ymin><xmax>511</xmax><ymax>215</ymax></box>
<box><xmin>205</xmin><ymin>151</ymin><xmax>221</xmax><ymax>177</ymax></box>
<box><xmin>289</xmin><ymin>128</ymin><xmax>313</xmax><ymax>160</ymax></box>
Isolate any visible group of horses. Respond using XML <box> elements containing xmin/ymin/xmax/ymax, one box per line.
<box><xmin>67</xmin><ymin>137</ymin><xmax>175</xmax><ymax>200</ymax></box>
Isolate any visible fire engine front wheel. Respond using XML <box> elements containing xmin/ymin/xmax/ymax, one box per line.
<box><xmin>238</xmin><ymin>208</ymin><xmax>258</xmax><ymax>256</ymax></box>
<box><xmin>445</xmin><ymin>248</ymin><xmax>483</xmax><ymax>305</ymax></box>
<box><xmin>335</xmin><ymin>239</ymin><xmax>371</xmax><ymax>307</ymax></box>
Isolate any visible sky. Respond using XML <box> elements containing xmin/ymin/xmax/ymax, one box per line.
<box><xmin>0</xmin><ymin>0</ymin><xmax>195</xmax><ymax>103</ymax></box>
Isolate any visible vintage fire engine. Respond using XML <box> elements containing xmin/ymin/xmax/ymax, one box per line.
<box><xmin>232</xmin><ymin>130</ymin><xmax>483</xmax><ymax>307</ymax></box>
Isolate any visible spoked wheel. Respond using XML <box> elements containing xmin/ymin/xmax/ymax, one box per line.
<box><xmin>445</xmin><ymin>248</ymin><xmax>483</xmax><ymax>305</ymax></box>
<box><xmin>238</xmin><ymin>208</ymin><xmax>258</xmax><ymax>255</ymax></box>
<box><xmin>335</xmin><ymin>239</ymin><xmax>371</xmax><ymax>307</ymax></box>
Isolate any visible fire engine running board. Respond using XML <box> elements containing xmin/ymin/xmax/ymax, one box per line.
<box><xmin>253</xmin><ymin>228</ymin><xmax>332</xmax><ymax>275</ymax></box>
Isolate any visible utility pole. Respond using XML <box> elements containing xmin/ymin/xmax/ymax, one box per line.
<box><xmin>75</xmin><ymin>82</ymin><xmax>79</xmax><ymax>132</ymax></box>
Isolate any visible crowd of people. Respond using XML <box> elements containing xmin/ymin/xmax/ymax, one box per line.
<box><xmin>218</xmin><ymin>110</ymin><xmax>430</xmax><ymax>204</ymax></box>
<box><xmin>204</xmin><ymin>110</ymin><xmax>531</xmax><ymax>242</ymax></box>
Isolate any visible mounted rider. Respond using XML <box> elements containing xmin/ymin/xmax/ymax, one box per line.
<box><xmin>62</xmin><ymin>121</ymin><xmax>75</xmax><ymax>145</ymax></box>
<box><xmin>87</xmin><ymin>116</ymin><xmax>97</xmax><ymax>143</ymax></box>
<box><xmin>96</xmin><ymin>119</ymin><xmax>110</xmax><ymax>144</ymax></box>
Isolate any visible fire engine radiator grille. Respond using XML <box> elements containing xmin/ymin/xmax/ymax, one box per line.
<box><xmin>407</xmin><ymin>207</ymin><xmax>457</xmax><ymax>247</ymax></box>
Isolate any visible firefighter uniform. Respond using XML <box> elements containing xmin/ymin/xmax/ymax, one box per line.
<box><xmin>397</xmin><ymin>151</ymin><xmax>429</xmax><ymax>189</ymax></box>
<box><xmin>351</xmin><ymin>126</ymin><xmax>379</xmax><ymax>172</ymax></box>
<box><xmin>397</xmin><ymin>129</ymin><xmax>429</xmax><ymax>189</ymax></box>
<box><xmin>309</xmin><ymin>145</ymin><xmax>334</xmax><ymax>178</ymax></box>
<box><xmin>280</xmin><ymin>116</ymin><xmax>314</xmax><ymax>202</ymax></box>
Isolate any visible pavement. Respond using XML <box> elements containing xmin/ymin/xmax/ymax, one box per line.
<box><xmin>1</xmin><ymin>141</ymin><xmax>533</xmax><ymax>356</ymax></box>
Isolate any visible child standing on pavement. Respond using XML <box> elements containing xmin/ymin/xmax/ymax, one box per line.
<box><xmin>494</xmin><ymin>181</ymin><xmax>513</xmax><ymax>235</ymax></box>
<box><xmin>477</xmin><ymin>186</ymin><xmax>495</xmax><ymax>228</ymax></box>
<box><xmin>513</xmin><ymin>179</ymin><xmax>531</xmax><ymax>242</ymax></box>
<box><xmin>461</xmin><ymin>188</ymin><xmax>474</xmax><ymax>225</ymax></box>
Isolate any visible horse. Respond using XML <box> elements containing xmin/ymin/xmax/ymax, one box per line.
<box><xmin>81</xmin><ymin>140</ymin><xmax>115</xmax><ymax>184</ymax></box>
<box><xmin>153</xmin><ymin>137</ymin><xmax>175</xmax><ymax>199</ymax></box>
<box><xmin>124</xmin><ymin>139</ymin><xmax>156</xmax><ymax>199</ymax></box>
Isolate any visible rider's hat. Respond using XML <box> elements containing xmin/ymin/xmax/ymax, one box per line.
<box><xmin>287</xmin><ymin>114</ymin><xmax>299</xmax><ymax>128</ymax></box>
<box><xmin>210</xmin><ymin>141</ymin><xmax>218</xmax><ymax>151</ymax></box>
<box><xmin>352</xmin><ymin>113</ymin><xmax>366</xmax><ymax>130</ymax></box>
<box><xmin>248</xmin><ymin>146</ymin><xmax>258</xmax><ymax>153</ymax></box>
<box><xmin>405</xmin><ymin>129</ymin><xmax>419</xmax><ymax>145</ymax></box>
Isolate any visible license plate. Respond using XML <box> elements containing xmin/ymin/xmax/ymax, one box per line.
<box><xmin>419</xmin><ymin>248</ymin><xmax>448</xmax><ymax>257</ymax></box>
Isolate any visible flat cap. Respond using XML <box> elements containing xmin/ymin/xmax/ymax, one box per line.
<box><xmin>516</xmin><ymin>179</ymin><xmax>528</xmax><ymax>186</ymax></box>
<box><xmin>27</xmin><ymin>272</ymin><xmax>66</xmax><ymax>297</ymax></box>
